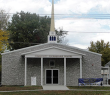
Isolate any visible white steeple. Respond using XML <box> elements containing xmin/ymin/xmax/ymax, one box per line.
<box><xmin>50</xmin><ymin>0</ymin><xmax>55</xmax><ymax>32</ymax></box>
<box><xmin>48</xmin><ymin>0</ymin><xmax>57</xmax><ymax>43</ymax></box>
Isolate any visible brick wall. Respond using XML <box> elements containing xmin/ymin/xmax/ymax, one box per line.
<box><xmin>2</xmin><ymin>43</ymin><xmax>101</xmax><ymax>86</ymax></box>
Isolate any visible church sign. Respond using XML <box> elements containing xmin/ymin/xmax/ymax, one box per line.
<box><xmin>35</xmin><ymin>55</ymin><xmax>73</xmax><ymax>58</ymax></box>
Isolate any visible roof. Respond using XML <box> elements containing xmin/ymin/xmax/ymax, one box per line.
<box><xmin>101</xmin><ymin>66</ymin><xmax>109</xmax><ymax>70</ymax></box>
<box><xmin>105</xmin><ymin>61</ymin><xmax>110</xmax><ymax>66</ymax></box>
<box><xmin>1</xmin><ymin>43</ymin><xmax>102</xmax><ymax>56</ymax></box>
<box><xmin>21</xmin><ymin>46</ymin><xmax>85</xmax><ymax>56</ymax></box>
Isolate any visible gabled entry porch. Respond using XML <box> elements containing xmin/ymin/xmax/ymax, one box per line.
<box><xmin>21</xmin><ymin>46</ymin><xmax>85</xmax><ymax>86</ymax></box>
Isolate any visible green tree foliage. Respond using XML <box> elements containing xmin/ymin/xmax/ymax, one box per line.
<box><xmin>88</xmin><ymin>40</ymin><xmax>110</xmax><ymax>66</ymax></box>
<box><xmin>8</xmin><ymin>11</ymin><xmax>68</xmax><ymax>50</ymax></box>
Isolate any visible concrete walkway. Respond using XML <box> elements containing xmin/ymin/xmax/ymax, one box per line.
<box><xmin>43</xmin><ymin>85</ymin><xmax>69</xmax><ymax>90</ymax></box>
<box><xmin>1</xmin><ymin>88</ymin><xmax>110</xmax><ymax>92</ymax></box>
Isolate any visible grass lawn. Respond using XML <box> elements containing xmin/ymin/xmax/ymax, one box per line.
<box><xmin>0</xmin><ymin>86</ymin><xmax>42</xmax><ymax>91</ymax></box>
<box><xmin>0</xmin><ymin>86</ymin><xmax>110</xmax><ymax>95</ymax></box>
<box><xmin>68</xmin><ymin>86</ymin><xmax>110</xmax><ymax>90</ymax></box>
<box><xmin>0</xmin><ymin>91</ymin><xmax>109</xmax><ymax>95</ymax></box>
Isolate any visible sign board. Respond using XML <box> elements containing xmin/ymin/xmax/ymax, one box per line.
<box><xmin>78</xmin><ymin>78</ymin><xmax>103</xmax><ymax>86</ymax></box>
<box><xmin>35</xmin><ymin>55</ymin><xmax>73</xmax><ymax>58</ymax></box>
<box><xmin>31</xmin><ymin>77</ymin><xmax>36</xmax><ymax>86</ymax></box>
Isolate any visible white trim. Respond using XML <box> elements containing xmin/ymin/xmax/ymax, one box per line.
<box><xmin>64</xmin><ymin>58</ymin><xmax>66</xmax><ymax>86</ymax></box>
<box><xmin>24</xmin><ymin>57</ymin><xmax>27</xmax><ymax>86</ymax></box>
<box><xmin>1</xmin><ymin>43</ymin><xmax>102</xmax><ymax>56</ymax></box>
<box><xmin>25</xmin><ymin>55</ymin><xmax>82</xmax><ymax>58</ymax></box>
<box><xmin>109</xmin><ymin>67</ymin><xmax>110</xmax><ymax>79</ymax></box>
<box><xmin>45</xmin><ymin>69</ymin><xmax>59</xmax><ymax>85</ymax></box>
<box><xmin>101</xmin><ymin>67</ymin><xmax>109</xmax><ymax>70</ymax></box>
<box><xmin>102</xmin><ymin>67</ymin><xmax>109</xmax><ymax>69</ymax></box>
<box><xmin>1</xmin><ymin>43</ymin><xmax>49</xmax><ymax>55</ymax></box>
<box><xmin>107</xmin><ymin>72</ymin><xmax>109</xmax><ymax>85</ymax></box>
<box><xmin>41</xmin><ymin>57</ymin><xmax>43</xmax><ymax>86</ymax></box>
<box><xmin>80</xmin><ymin>58</ymin><xmax>82</xmax><ymax>78</ymax></box>
<box><xmin>21</xmin><ymin>46</ymin><xmax>85</xmax><ymax>56</ymax></box>
<box><xmin>55</xmin><ymin>43</ymin><xmax>102</xmax><ymax>56</ymax></box>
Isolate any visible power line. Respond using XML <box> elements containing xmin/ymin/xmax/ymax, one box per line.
<box><xmin>0</xmin><ymin>13</ymin><xmax>110</xmax><ymax>15</ymax></box>
<box><xmin>9</xmin><ymin>17</ymin><xmax>109</xmax><ymax>19</ymax></box>
<box><xmin>0</xmin><ymin>41</ymin><xmax>44</xmax><ymax>44</ymax></box>
<box><xmin>0</xmin><ymin>13</ymin><xmax>110</xmax><ymax>17</ymax></box>
<box><xmin>0</xmin><ymin>13</ymin><xmax>110</xmax><ymax>19</ymax></box>
<box><xmin>1</xmin><ymin>31</ymin><xmax>110</xmax><ymax>44</ymax></box>
<box><xmin>57</xmin><ymin>30</ymin><xmax>110</xmax><ymax>33</ymax></box>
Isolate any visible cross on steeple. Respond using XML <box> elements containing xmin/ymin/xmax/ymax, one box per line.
<box><xmin>48</xmin><ymin>0</ymin><xmax>57</xmax><ymax>43</ymax></box>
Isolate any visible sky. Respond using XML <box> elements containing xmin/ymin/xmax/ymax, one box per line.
<box><xmin>0</xmin><ymin>0</ymin><xmax>110</xmax><ymax>49</ymax></box>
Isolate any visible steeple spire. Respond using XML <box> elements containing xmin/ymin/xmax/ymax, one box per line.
<box><xmin>48</xmin><ymin>0</ymin><xmax>57</xmax><ymax>43</ymax></box>
<box><xmin>50</xmin><ymin>0</ymin><xmax>55</xmax><ymax>32</ymax></box>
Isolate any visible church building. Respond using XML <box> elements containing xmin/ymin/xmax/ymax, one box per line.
<box><xmin>1</xmin><ymin>0</ymin><xmax>102</xmax><ymax>86</ymax></box>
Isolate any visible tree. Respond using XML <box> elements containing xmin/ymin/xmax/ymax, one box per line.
<box><xmin>0</xmin><ymin>10</ymin><xmax>9</xmax><ymax>30</ymax></box>
<box><xmin>0</xmin><ymin>30</ymin><xmax>9</xmax><ymax>52</ymax></box>
<box><xmin>0</xmin><ymin>10</ymin><xmax>9</xmax><ymax>52</ymax></box>
<box><xmin>88</xmin><ymin>40</ymin><xmax>110</xmax><ymax>66</ymax></box>
<box><xmin>0</xmin><ymin>54</ymin><xmax>1</xmax><ymax>82</ymax></box>
<box><xmin>8</xmin><ymin>11</ymin><xmax>68</xmax><ymax>50</ymax></box>
<box><xmin>0</xmin><ymin>30</ymin><xmax>9</xmax><ymax>82</ymax></box>
<box><xmin>56</xmin><ymin>27</ymin><xmax>68</xmax><ymax>44</ymax></box>
<box><xmin>0</xmin><ymin>10</ymin><xmax>10</xmax><ymax>82</ymax></box>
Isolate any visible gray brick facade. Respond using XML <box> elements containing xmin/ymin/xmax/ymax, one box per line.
<box><xmin>1</xmin><ymin>43</ymin><xmax>102</xmax><ymax>86</ymax></box>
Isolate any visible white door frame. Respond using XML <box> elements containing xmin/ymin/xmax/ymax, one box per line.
<box><xmin>45</xmin><ymin>69</ymin><xmax>59</xmax><ymax>85</ymax></box>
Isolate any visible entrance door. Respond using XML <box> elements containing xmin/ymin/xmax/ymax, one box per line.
<box><xmin>46</xmin><ymin>70</ymin><xmax>58</xmax><ymax>84</ymax></box>
<box><xmin>46</xmin><ymin>70</ymin><xmax>52</xmax><ymax>84</ymax></box>
<box><xmin>53</xmin><ymin>70</ymin><xmax>58</xmax><ymax>84</ymax></box>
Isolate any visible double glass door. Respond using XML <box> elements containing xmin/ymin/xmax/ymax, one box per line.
<box><xmin>46</xmin><ymin>70</ymin><xmax>58</xmax><ymax>84</ymax></box>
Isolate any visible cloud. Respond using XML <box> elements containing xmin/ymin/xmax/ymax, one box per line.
<box><xmin>55</xmin><ymin>18</ymin><xmax>110</xmax><ymax>49</ymax></box>
<box><xmin>55</xmin><ymin>0</ymin><xmax>110</xmax><ymax>14</ymax></box>
<box><xmin>0</xmin><ymin>0</ymin><xmax>51</xmax><ymax>13</ymax></box>
<box><xmin>0</xmin><ymin>0</ymin><xmax>110</xmax><ymax>14</ymax></box>
<box><xmin>0</xmin><ymin>0</ymin><xmax>110</xmax><ymax>49</ymax></box>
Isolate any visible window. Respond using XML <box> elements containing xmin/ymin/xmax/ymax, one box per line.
<box><xmin>54</xmin><ymin>37</ymin><xmax>56</xmax><ymax>41</ymax></box>
<box><xmin>50</xmin><ymin>36</ymin><xmax>51</xmax><ymax>41</ymax></box>
<box><xmin>52</xmin><ymin>36</ymin><xmax>53</xmax><ymax>41</ymax></box>
<box><xmin>49</xmin><ymin>60</ymin><xmax>55</xmax><ymax>67</ymax></box>
<box><xmin>49</xmin><ymin>36</ymin><xmax>56</xmax><ymax>41</ymax></box>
